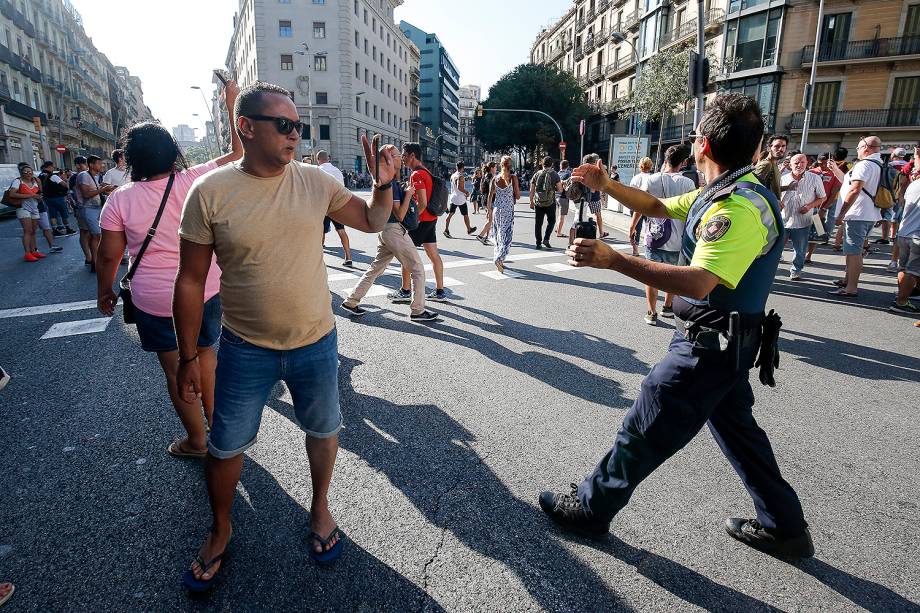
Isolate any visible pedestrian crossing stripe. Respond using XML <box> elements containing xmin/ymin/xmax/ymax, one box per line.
<box><xmin>536</xmin><ymin>263</ymin><xmax>576</xmax><ymax>273</ymax></box>
<box><xmin>40</xmin><ymin>317</ymin><xmax>111</xmax><ymax>339</ymax></box>
<box><xmin>480</xmin><ymin>270</ymin><xmax>525</xmax><ymax>280</ymax></box>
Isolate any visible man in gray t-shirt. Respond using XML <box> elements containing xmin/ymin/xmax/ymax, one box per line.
<box><xmin>76</xmin><ymin>154</ymin><xmax>115</xmax><ymax>267</ymax></box>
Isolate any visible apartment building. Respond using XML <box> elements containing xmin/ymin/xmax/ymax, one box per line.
<box><xmin>224</xmin><ymin>0</ymin><xmax>412</xmax><ymax>174</ymax></box>
<box><xmin>777</xmin><ymin>0</ymin><xmax>920</xmax><ymax>153</ymax></box>
<box><xmin>0</xmin><ymin>0</ymin><xmax>151</xmax><ymax>168</ymax></box>
<box><xmin>457</xmin><ymin>84</ymin><xmax>481</xmax><ymax>167</ymax></box>
<box><xmin>408</xmin><ymin>38</ymin><xmax>421</xmax><ymax>143</ymax></box>
<box><xmin>399</xmin><ymin>21</ymin><xmax>461</xmax><ymax>170</ymax></box>
<box><xmin>531</xmin><ymin>0</ymin><xmax>727</xmax><ymax>161</ymax></box>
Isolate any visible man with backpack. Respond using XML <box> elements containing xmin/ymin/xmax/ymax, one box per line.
<box><xmin>529</xmin><ymin>156</ymin><xmax>562</xmax><ymax>249</ymax></box>
<box><xmin>389</xmin><ymin>142</ymin><xmax>449</xmax><ymax>303</ymax></box>
<box><xmin>39</xmin><ymin>161</ymin><xmax>76</xmax><ymax>236</ymax></box>
<box><xmin>444</xmin><ymin>161</ymin><xmax>476</xmax><ymax>238</ymax></box>
<box><xmin>828</xmin><ymin>135</ymin><xmax>884</xmax><ymax>297</ymax></box>
<box><xmin>342</xmin><ymin>179</ymin><xmax>438</xmax><ymax>321</ymax></box>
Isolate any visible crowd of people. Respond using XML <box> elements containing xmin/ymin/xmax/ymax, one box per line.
<box><xmin>3</xmin><ymin>76</ymin><xmax>919</xmax><ymax>603</ymax></box>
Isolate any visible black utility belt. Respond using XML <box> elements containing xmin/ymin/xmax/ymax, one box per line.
<box><xmin>675</xmin><ymin>316</ymin><xmax>761</xmax><ymax>353</ymax></box>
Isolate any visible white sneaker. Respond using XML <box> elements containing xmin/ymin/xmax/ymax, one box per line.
<box><xmin>0</xmin><ymin>366</ymin><xmax>9</xmax><ymax>391</ymax></box>
<box><xmin>790</xmin><ymin>272</ymin><xmax>802</xmax><ymax>281</ymax></box>
<box><xmin>887</xmin><ymin>261</ymin><xmax>899</xmax><ymax>273</ymax></box>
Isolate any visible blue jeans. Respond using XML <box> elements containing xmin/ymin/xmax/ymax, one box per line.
<box><xmin>787</xmin><ymin>226</ymin><xmax>810</xmax><ymax>275</ymax></box>
<box><xmin>45</xmin><ymin>197</ymin><xmax>70</xmax><ymax>226</ymax></box>
<box><xmin>208</xmin><ymin>327</ymin><xmax>342</xmax><ymax>459</ymax></box>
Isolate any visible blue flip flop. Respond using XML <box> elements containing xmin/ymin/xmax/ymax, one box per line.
<box><xmin>182</xmin><ymin>532</ymin><xmax>232</xmax><ymax>593</ymax></box>
<box><xmin>308</xmin><ymin>526</ymin><xmax>346</xmax><ymax>565</ymax></box>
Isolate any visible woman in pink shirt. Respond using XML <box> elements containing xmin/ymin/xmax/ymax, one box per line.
<box><xmin>96</xmin><ymin>81</ymin><xmax>242</xmax><ymax>458</ymax></box>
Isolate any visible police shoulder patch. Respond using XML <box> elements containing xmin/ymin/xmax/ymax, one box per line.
<box><xmin>701</xmin><ymin>215</ymin><xmax>731</xmax><ymax>242</ymax></box>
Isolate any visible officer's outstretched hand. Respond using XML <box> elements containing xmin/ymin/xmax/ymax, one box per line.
<box><xmin>571</xmin><ymin>160</ymin><xmax>609</xmax><ymax>192</ymax></box>
<box><xmin>566</xmin><ymin>238</ymin><xmax>621</xmax><ymax>269</ymax></box>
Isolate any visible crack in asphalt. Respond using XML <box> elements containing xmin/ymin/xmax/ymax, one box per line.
<box><xmin>417</xmin><ymin>451</ymin><xmax>492</xmax><ymax>613</ymax></box>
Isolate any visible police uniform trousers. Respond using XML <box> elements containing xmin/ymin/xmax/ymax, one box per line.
<box><xmin>578</xmin><ymin>330</ymin><xmax>807</xmax><ymax>536</ymax></box>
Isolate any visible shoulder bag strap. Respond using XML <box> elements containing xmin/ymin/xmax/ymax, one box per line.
<box><xmin>120</xmin><ymin>173</ymin><xmax>175</xmax><ymax>287</ymax></box>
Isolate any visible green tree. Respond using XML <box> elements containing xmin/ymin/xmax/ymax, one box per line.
<box><xmin>474</xmin><ymin>64</ymin><xmax>589</xmax><ymax>165</ymax></box>
<box><xmin>182</xmin><ymin>145</ymin><xmax>212</xmax><ymax>166</ymax></box>
<box><xmin>612</xmin><ymin>43</ymin><xmax>727</xmax><ymax>163</ymax></box>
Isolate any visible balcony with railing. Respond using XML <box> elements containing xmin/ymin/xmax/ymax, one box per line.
<box><xmin>11</xmin><ymin>9</ymin><xmax>36</xmax><ymax>38</ymax></box>
<box><xmin>605</xmin><ymin>53</ymin><xmax>636</xmax><ymax>78</ymax></box>
<box><xmin>0</xmin><ymin>0</ymin><xmax>13</xmax><ymax>20</ymax></box>
<box><xmin>578</xmin><ymin>73</ymin><xmax>590</xmax><ymax>88</ymax></box>
<box><xmin>787</xmin><ymin>108</ymin><xmax>920</xmax><ymax>131</ymax></box>
<box><xmin>574</xmin><ymin>45</ymin><xmax>585</xmax><ymax>61</ymax></box>
<box><xmin>598</xmin><ymin>0</ymin><xmax>611</xmax><ymax>11</ymax></box>
<box><xmin>589</xmin><ymin>65</ymin><xmax>603</xmax><ymax>83</ymax></box>
<box><xmin>623</xmin><ymin>11</ymin><xmax>640</xmax><ymax>30</ymax></box>
<box><xmin>658</xmin><ymin>8</ymin><xmax>726</xmax><ymax>48</ymax></box>
<box><xmin>4</xmin><ymin>99</ymin><xmax>47</xmax><ymax>123</ymax></box>
<box><xmin>584</xmin><ymin>34</ymin><xmax>597</xmax><ymax>52</ymax></box>
<box><xmin>0</xmin><ymin>82</ymin><xmax>10</xmax><ymax>103</ymax></box>
<box><xmin>80</xmin><ymin>121</ymin><xmax>115</xmax><ymax>141</ymax></box>
<box><xmin>801</xmin><ymin>36</ymin><xmax>920</xmax><ymax>66</ymax></box>
<box><xmin>548</xmin><ymin>43</ymin><xmax>565</xmax><ymax>62</ymax></box>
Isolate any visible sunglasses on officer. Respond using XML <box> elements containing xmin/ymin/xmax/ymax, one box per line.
<box><xmin>243</xmin><ymin>114</ymin><xmax>306</xmax><ymax>136</ymax></box>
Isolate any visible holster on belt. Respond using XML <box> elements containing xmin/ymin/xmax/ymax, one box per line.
<box><xmin>754</xmin><ymin>309</ymin><xmax>782</xmax><ymax>387</ymax></box>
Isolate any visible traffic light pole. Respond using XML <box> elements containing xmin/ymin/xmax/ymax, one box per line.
<box><xmin>476</xmin><ymin>107</ymin><xmax>565</xmax><ymax>159</ymax></box>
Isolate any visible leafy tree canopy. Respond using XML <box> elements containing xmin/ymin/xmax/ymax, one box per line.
<box><xmin>474</xmin><ymin>64</ymin><xmax>589</xmax><ymax>162</ymax></box>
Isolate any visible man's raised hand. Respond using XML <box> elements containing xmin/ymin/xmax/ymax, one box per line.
<box><xmin>571</xmin><ymin>160</ymin><xmax>609</xmax><ymax>193</ymax></box>
<box><xmin>361</xmin><ymin>133</ymin><xmax>402</xmax><ymax>186</ymax></box>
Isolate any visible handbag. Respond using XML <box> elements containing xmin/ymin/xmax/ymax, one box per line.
<box><xmin>118</xmin><ymin>174</ymin><xmax>175</xmax><ymax>325</ymax></box>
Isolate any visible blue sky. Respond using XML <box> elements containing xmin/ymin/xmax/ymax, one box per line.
<box><xmin>69</xmin><ymin>0</ymin><xmax>568</xmax><ymax>137</ymax></box>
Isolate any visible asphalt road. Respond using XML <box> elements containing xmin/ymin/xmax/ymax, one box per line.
<box><xmin>1</xmin><ymin>196</ymin><xmax>918</xmax><ymax>612</ymax></box>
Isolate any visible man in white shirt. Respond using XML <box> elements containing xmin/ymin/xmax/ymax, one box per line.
<box><xmin>315</xmin><ymin>150</ymin><xmax>353</xmax><ymax>267</ymax></box>
<box><xmin>829</xmin><ymin>136</ymin><xmax>882</xmax><ymax>296</ymax></box>
<box><xmin>102</xmin><ymin>149</ymin><xmax>128</xmax><ymax>188</ymax></box>
<box><xmin>781</xmin><ymin>153</ymin><xmax>825</xmax><ymax>280</ymax></box>
<box><xmin>444</xmin><ymin>161</ymin><xmax>476</xmax><ymax>238</ymax></box>
<box><xmin>631</xmin><ymin>146</ymin><xmax>696</xmax><ymax>324</ymax></box>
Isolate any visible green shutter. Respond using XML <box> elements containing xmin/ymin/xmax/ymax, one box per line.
<box><xmin>891</xmin><ymin>76</ymin><xmax>920</xmax><ymax>109</ymax></box>
<box><xmin>905</xmin><ymin>5</ymin><xmax>920</xmax><ymax>37</ymax></box>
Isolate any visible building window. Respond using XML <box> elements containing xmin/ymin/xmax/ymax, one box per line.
<box><xmin>316</xmin><ymin>91</ymin><xmax>328</xmax><ymax>105</ymax></box>
<box><xmin>279</xmin><ymin>20</ymin><xmax>292</xmax><ymax>37</ymax></box>
<box><xmin>720</xmin><ymin>75</ymin><xmax>779</xmax><ymax>130</ymax></box>
<box><xmin>725</xmin><ymin>9</ymin><xmax>781</xmax><ymax>72</ymax></box>
<box><xmin>355</xmin><ymin>0</ymin><xmax>359</xmax><ymax>16</ymax></box>
<box><xmin>313</xmin><ymin>22</ymin><xmax>326</xmax><ymax>38</ymax></box>
<box><xmin>280</xmin><ymin>54</ymin><xmax>294</xmax><ymax>70</ymax></box>
<box><xmin>355</xmin><ymin>62</ymin><xmax>359</xmax><ymax>78</ymax></box>
<box><xmin>320</xmin><ymin>125</ymin><xmax>330</xmax><ymax>140</ymax></box>
<box><xmin>356</xmin><ymin>97</ymin><xmax>361</xmax><ymax>112</ymax></box>
<box><xmin>728</xmin><ymin>0</ymin><xmax>768</xmax><ymax>13</ymax></box>
<box><xmin>314</xmin><ymin>55</ymin><xmax>327</xmax><ymax>71</ymax></box>
<box><xmin>355</xmin><ymin>30</ymin><xmax>359</xmax><ymax>46</ymax></box>
<box><xmin>313</xmin><ymin>0</ymin><xmax>326</xmax><ymax>3</ymax></box>
<box><xmin>279</xmin><ymin>0</ymin><xmax>290</xmax><ymax>3</ymax></box>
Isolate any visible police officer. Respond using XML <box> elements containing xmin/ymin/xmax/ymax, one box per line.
<box><xmin>539</xmin><ymin>93</ymin><xmax>814</xmax><ymax>558</ymax></box>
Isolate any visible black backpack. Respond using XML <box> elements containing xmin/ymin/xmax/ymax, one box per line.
<box><xmin>419</xmin><ymin>167</ymin><xmax>449</xmax><ymax>216</ymax></box>
<box><xmin>41</xmin><ymin>173</ymin><xmax>69</xmax><ymax>198</ymax></box>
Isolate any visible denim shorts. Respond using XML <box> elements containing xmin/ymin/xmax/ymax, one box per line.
<box><xmin>645</xmin><ymin>248</ymin><xmax>680</xmax><ymax>265</ymax></box>
<box><xmin>897</xmin><ymin>236</ymin><xmax>920</xmax><ymax>277</ymax></box>
<box><xmin>843</xmin><ymin>220</ymin><xmax>874</xmax><ymax>255</ymax></box>
<box><xmin>134</xmin><ymin>294</ymin><xmax>222</xmax><ymax>353</ymax></box>
<box><xmin>73</xmin><ymin>207</ymin><xmax>89</xmax><ymax>231</ymax></box>
<box><xmin>208</xmin><ymin>326</ymin><xmax>342</xmax><ymax>459</ymax></box>
<box><xmin>83</xmin><ymin>206</ymin><xmax>102</xmax><ymax>235</ymax></box>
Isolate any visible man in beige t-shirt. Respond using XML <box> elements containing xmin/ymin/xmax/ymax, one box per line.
<box><xmin>174</xmin><ymin>82</ymin><xmax>401</xmax><ymax>590</ymax></box>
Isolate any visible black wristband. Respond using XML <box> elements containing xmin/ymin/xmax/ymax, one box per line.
<box><xmin>374</xmin><ymin>182</ymin><xmax>392</xmax><ymax>191</ymax></box>
<box><xmin>178</xmin><ymin>353</ymin><xmax>199</xmax><ymax>365</ymax></box>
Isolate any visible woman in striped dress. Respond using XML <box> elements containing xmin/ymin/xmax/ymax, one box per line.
<box><xmin>490</xmin><ymin>155</ymin><xmax>520</xmax><ymax>273</ymax></box>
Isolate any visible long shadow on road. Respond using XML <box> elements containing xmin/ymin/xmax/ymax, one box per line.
<box><xmin>779</xmin><ymin>328</ymin><xmax>920</xmax><ymax>382</ymax></box>
<box><xmin>265</xmin><ymin>355</ymin><xmax>636</xmax><ymax>612</ymax></box>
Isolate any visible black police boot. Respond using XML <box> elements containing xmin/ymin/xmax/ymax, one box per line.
<box><xmin>725</xmin><ymin>518</ymin><xmax>814</xmax><ymax>558</ymax></box>
<box><xmin>539</xmin><ymin>484</ymin><xmax>610</xmax><ymax>539</ymax></box>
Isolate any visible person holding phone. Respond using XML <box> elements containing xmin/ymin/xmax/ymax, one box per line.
<box><xmin>77</xmin><ymin>155</ymin><xmax>116</xmax><ymax>272</ymax></box>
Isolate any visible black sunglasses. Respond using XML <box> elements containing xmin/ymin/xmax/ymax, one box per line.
<box><xmin>244</xmin><ymin>114</ymin><xmax>306</xmax><ymax>136</ymax></box>
<box><xmin>687</xmin><ymin>130</ymin><xmax>703</xmax><ymax>141</ymax></box>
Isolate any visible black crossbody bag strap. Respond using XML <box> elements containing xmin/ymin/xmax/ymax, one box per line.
<box><xmin>120</xmin><ymin>173</ymin><xmax>175</xmax><ymax>290</ymax></box>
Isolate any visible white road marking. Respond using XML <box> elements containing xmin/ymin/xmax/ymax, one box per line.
<box><xmin>339</xmin><ymin>285</ymin><xmax>389</xmax><ymax>298</ymax></box>
<box><xmin>40</xmin><ymin>317</ymin><xmax>111</xmax><ymax>340</ymax></box>
<box><xmin>439</xmin><ymin>276</ymin><xmax>465</xmax><ymax>287</ymax></box>
<box><xmin>0</xmin><ymin>299</ymin><xmax>97</xmax><ymax>319</ymax></box>
<box><xmin>536</xmin><ymin>263</ymin><xmax>576</xmax><ymax>273</ymax></box>
<box><xmin>480</xmin><ymin>270</ymin><xmax>524</xmax><ymax>280</ymax></box>
<box><xmin>327</xmin><ymin>272</ymin><xmax>361</xmax><ymax>283</ymax></box>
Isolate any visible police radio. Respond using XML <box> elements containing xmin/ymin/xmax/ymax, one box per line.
<box><xmin>574</xmin><ymin>201</ymin><xmax>597</xmax><ymax>240</ymax></box>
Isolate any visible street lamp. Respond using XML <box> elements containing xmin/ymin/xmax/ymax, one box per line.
<box><xmin>476</xmin><ymin>105</ymin><xmax>566</xmax><ymax>160</ymax></box>
<box><xmin>192</xmin><ymin>113</ymin><xmax>216</xmax><ymax>158</ymax></box>
<box><xmin>609</xmin><ymin>31</ymin><xmax>642</xmax><ymax>136</ymax></box>
<box><xmin>190</xmin><ymin>85</ymin><xmax>219</xmax><ymax>152</ymax></box>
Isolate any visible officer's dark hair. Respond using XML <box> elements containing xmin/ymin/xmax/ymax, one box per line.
<box><xmin>698</xmin><ymin>93</ymin><xmax>765</xmax><ymax>169</ymax></box>
<box><xmin>41</xmin><ymin>160</ymin><xmax>54</xmax><ymax>170</ymax></box>
<box><xmin>664</xmin><ymin>145</ymin><xmax>691</xmax><ymax>169</ymax></box>
<box><xmin>111</xmin><ymin>149</ymin><xmax>124</xmax><ymax>164</ymax></box>
<box><xmin>86</xmin><ymin>155</ymin><xmax>102</xmax><ymax>165</ymax></box>
<box><xmin>768</xmin><ymin>134</ymin><xmax>789</xmax><ymax>146</ymax></box>
<box><xmin>834</xmin><ymin>147</ymin><xmax>848</xmax><ymax>162</ymax></box>
<box><xmin>402</xmin><ymin>142</ymin><xmax>422</xmax><ymax>161</ymax></box>
<box><xmin>74</xmin><ymin>155</ymin><xmax>87</xmax><ymax>165</ymax></box>
<box><xmin>234</xmin><ymin>81</ymin><xmax>292</xmax><ymax>124</ymax></box>
<box><xmin>122</xmin><ymin>121</ymin><xmax>189</xmax><ymax>182</ymax></box>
